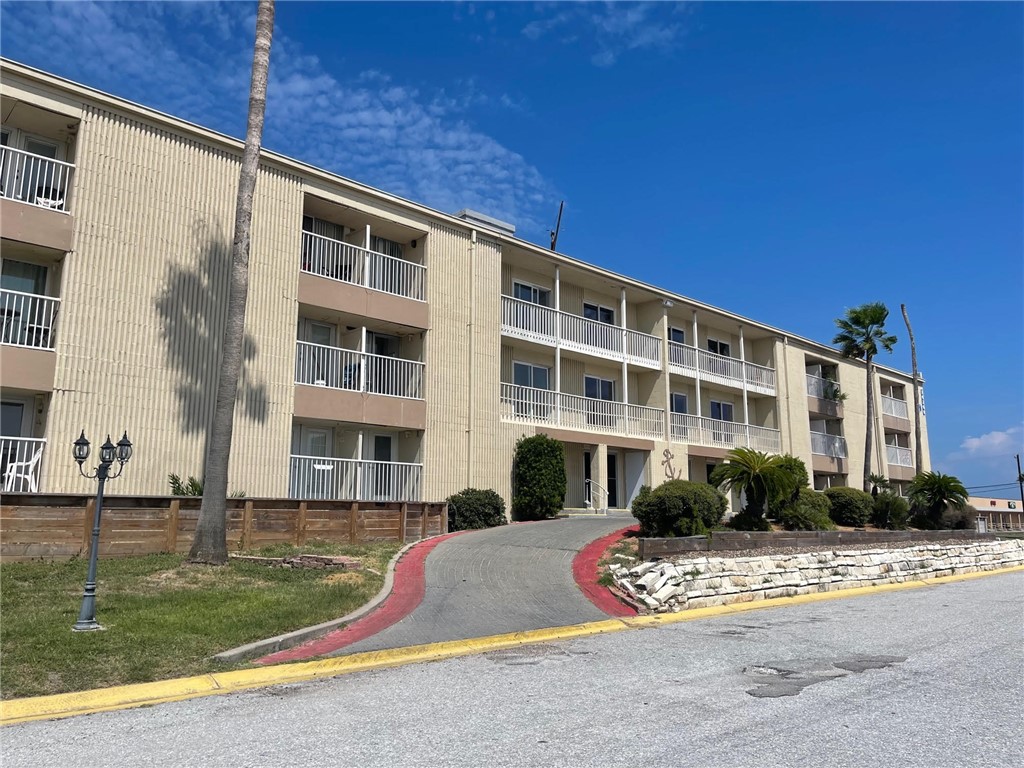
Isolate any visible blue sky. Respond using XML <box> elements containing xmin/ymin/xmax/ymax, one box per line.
<box><xmin>2</xmin><ymin>1</ymin><xmax>1021</xmax><ymax>497</ymax></box>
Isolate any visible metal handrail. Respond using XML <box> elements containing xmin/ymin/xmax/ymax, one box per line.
<box><xmin>585</xmin><ymin>479</ymin><xmax>609</xmax><ymax>515</ymax></box>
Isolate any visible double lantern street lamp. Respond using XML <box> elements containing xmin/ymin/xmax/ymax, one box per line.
<box><xmin>71</xmin><ymin>430</ymin><xmax>133</xmax><ymax>632</ymax></box>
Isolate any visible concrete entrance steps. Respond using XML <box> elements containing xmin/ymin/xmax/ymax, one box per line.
<box><xmin>561</xmin><ymin>508</ymin><xmax>634</xmax><ymax>517</ymax></box>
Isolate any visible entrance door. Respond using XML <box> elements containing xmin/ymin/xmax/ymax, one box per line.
<box><xmin>607</xmin><ymin>452</ymin><xmax>619</xmax><ymax>508</ymax></box>
<box><xmin>583</xmin><ymin>450</ymin><xmax>592</xmax><ymax>505</ymax></box>
<box><xmin>370</xmin><ymin>434</ymin><xmax>394</xmax><ymax>500</ymax></box>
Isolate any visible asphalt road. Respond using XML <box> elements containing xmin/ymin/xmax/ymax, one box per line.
<box><xmin>4</xmin><ymin>572</ymin><xmax>1022</xmax><ymax>768</ymax></box>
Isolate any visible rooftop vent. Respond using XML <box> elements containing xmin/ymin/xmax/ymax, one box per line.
<box><xmin>454</xmin><ymin>209</ymin><xmax>515</xmax><ymax>236</ymax></box>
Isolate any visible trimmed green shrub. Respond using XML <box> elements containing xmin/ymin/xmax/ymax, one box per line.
<box><xmin>632</xmin><ymin>480</ymin><xmax>727</xmax><ymax>538</ymax></box>
<box><xmin>779</xmin><ymin>488</ymin><xmax>836</xmax><ymax>531</ymax></box>
<box><xmin>447</xmin><ymin>488</ymin><xmax>507</xmax><ymax>531</ymax></box>
<box><xmin>939</xmin><ymin>504</ymin><xmax>976</xmax><ymax>530</ymax></box>
<box><xmin>768</xmin><ymin>455</ymin><xmax>810</xmax><ymax>519</ymax></box>
<box><xmin>727</xmin><ymin>507</ymin><xmax>773</xmax><ymax>531</ymax></box>
<box><xmin>823</xmin><ymin>486</ymin><xmax>873</xmax><ymax>527</ymax></box>
<box><xmin>511</xmin><ymin>435</ymin><xmax>566</xmax><ymax>521</ymax></box>
<box><xmin>871</xmin><ymin>492</ymin><xmax>910</xmax><ymax>530</ymax></box>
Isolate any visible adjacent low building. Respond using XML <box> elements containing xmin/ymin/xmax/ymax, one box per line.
<box><xmin>0</xmin><ymin>59</ymin><xmax>930</xmax><ymax>508</ymax></box>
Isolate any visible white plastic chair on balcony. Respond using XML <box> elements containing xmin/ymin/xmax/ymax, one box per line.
<box><xmin>3</xmin><ymin>445</ymin><xmax>43</xmax><ymax>492</ymax></box>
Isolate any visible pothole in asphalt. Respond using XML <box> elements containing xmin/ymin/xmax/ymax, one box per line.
<box><xmin>744</xmin><ymin>655</ymin><xmax>906</xmax><ymax>698</ymax></box>
<box><xmin>485</xmin><ymin>643</ymin><xmax>593</xmax><ymax>666</ymax></box>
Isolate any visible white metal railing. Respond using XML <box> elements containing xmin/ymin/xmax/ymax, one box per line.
<box><xmin>887</xmin><ymin>444</ymin><xmax>913</xmax><ymax>467</ymax></box>
<box><xmin>0</xmin><ymin>289</ymin><xmax>60</xmax><ymax>349</ymax></box>
<box><xmin>624</xmin><ymin>328</ymin><xmax>662</xmax><ymax>366</ymax></box>
<box><xmin>288</xmin><ymin>455</ymin><xmax>422</xmax><ymax>502</ymax></box>
<box><xmin>499</xmin><ymin>383</ymin><xmax>664</xmax><ymax>439</ymax></box>
<box><xmin>300</xmin><ymin>231</ymin><xmax>425</xmax><ymax>301</ymax></box>
<box><xmin>560</xmin><ymin>312</ymin><xmax>622</xmax><ymax>355</ymax></box>
<box><xmin>668</xmin><ymin>341</ymin><xmax>698</xmax><ymax>371</ymax></box>
<box><xmin>806</xmin><ymin>373</ymin><xmax>843</xmax><ymax>401</ymax></box>
<box><xmin>501</xmin><ymin>295</ymin><xmax>558</xmax><ymax>342</ymax></box>
<box><xmin>881</xmin><ymin>395</ymin><xmax>910</xmax><ymax>420</ymax></box>
<box><xmin>0</xmin><ymin>146</ymin><xmax>74</xmax><ymax>212</ymax></box>
<box><xmin>294</xmin><ymin>341</ymin><xmax>424</xmax><ymax>399</ymax></box>
<box><xmin>698</xmin><ymin>348</ymin><xmax>745</xmax><ymax>383</ymax></box>
<box><xmin>810</xmin><ymin>431</ymin><xmax>848</xmax><ymax>458</ymax></box>
<box><xmin>1</xmin><ymin>436</ymin><xmax>46</xmax><ymax>493</ymax></box>
<box><xmin>584</xmin><ymin>479</ymin><xmax>609</xmax><ymax>514</ymax></box>
<box><xmin>745</xmin><ymin>361</ymin><xmax>776</xmax><ymax>391</ymax></box>
<box><xmin>670</xmin><ymin>414</ymin><xmax>781</xmax><ymax>453</ymax></box>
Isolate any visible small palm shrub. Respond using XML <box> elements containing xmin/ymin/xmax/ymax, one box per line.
<box><xmin>447</xmin><ymin>488</ymin><xmax>507</xmax><ymax>531</ymax></box>
<box><xmin>168</xmin><ymin>474</ymin><xmax>245</xmax><ymax>498</ymax></box>
<box><xmin>709</xmin><ymin>447</ymin><xmax>798</xmax><ymax>528</ymax></box>
<box><xmin>779</xmin><ymin>488</ymin><xmax>836</xmax><ymax>531</ymax></box>
<box><xmin>511</xmin><ymin>435</ymin><xmax>566</xmax><ymax>521</ymax></box>
<box><xmin>728</xmin><ymin>508</ymin><xmax>773</xmax><ymax>531</ymax></box>
<box><xmin>768</xmin><ymin>455</ymin><xmax>810</xmax><ymax>519</ymax></box>
<box><xmin>632</xmin><ymin>481</ymin><xmax>727</xmax><ymax>538</ymax></box>
<box><xmin>871</xmin><ymin>492</ymin><xmax>910</xmax><ymax>530</ymax></box>
<box><xmin>823</xmin><ymin>486</ymin><xmax>873</xmax><ymax>527</ymax></box>
<box><xmin>908</xmin><ymin>471</ymin><xmax>969</xmax><ymax>530</ymax></box>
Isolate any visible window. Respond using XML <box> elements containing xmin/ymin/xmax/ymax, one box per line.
<box><xmin>512</xmin><ymin>361</ymin><xmax>549</xmax><ymax>390</ymax></box>
<box><xmin>585</xmin><ymin>375</ymin><xmax>615</xmax><ymax>427</ymax></box>
<box><xmin>513</xmin><ymin>281</ymin><xmax>551</xmax><ymax>307</ymax></box>
<box><xmin>670</xmin><ymin>393</ymin><xmax>688</xmax><ymax>414</ymax></box>
<box><xmin>669</xmin><ymin>327</ymin><xmax>686</xmax><ymax>345</ymax></box>
<box><xmin>585</xmin><ymin>376</ymin><xmax>614</xmax><ymax>401</ymax></box>
<box><xmin>1</xmin><ymin>260</ymin><xmax>47</xmax><ymax>295</ymax></box>
<box><xmin>708</xmin><ymin>338</ymin><xmax>731</xmax><ymax>357</ymax></box>
<box><xmin>710</xmin><ymin>400</ymin><xmax>734</xmax><ymax>422</ymax></box>
<box><xmin>583</xmin><ymin>303</ymin><xmax>615</xmax><ymax>325</ymax></box>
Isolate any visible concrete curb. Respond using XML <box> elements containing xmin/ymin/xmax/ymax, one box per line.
<box><xmin>3</xmin><ymin>564</ymin><xmax>1021</xmax><ymax>727</ymax></box>
<box><xmin>213</xmin><ymin>533</ymin><xmax>453</xmax><ymax>663</ymax></box>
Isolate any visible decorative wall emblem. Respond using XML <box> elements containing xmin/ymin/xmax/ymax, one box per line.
<box><xmin>662</xmin><ymin>448</ymin><xmax>683</xmax><ymax>480</ymax></box>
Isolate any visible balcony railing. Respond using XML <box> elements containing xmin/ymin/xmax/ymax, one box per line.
<box><xmin>668</xmin><ymin>340</ymin><xmax>698</xmax><ymax>372</ymax></box>
<box><xmin>810</xmin><ymin>431</ymin><xmax>848</xmax><ymax>459</ymax></box>
<box><xmin>669</xmin><ymin>414</ymin><xmax>782</xmax><ymax>453</ymax></box>
<box><xmin>499</xmin><ymin>383</ymin><xmax>664</xmax><ymax>439</ymax></box>
<box><xmin>295</xmin><ymin>341</ymin><xmax>424</xmax><ymax>399</ymax></box>
<box><xmin>0</xmin><ymin>146</ymin><xmax>74</xmax><ymax>212</ymax></box>
<box><xmin>1</xmin><ymin>436</ymin><xmax>46</xmax><ymax>493</ymax></box>
<box><xmin>0</xmin><ymin>289</ymin><xmax>60</xmax><ymax>349</ymax></box>
<box><xmin>881</xmin><ymin>395</ymin><xmax>910</xmax><ymax>420</ymax></box>
<box><xmin>301</xmin><ymin>231</ymin><xmax>425</xmax><ymax>301</ymax></box>
<box><xmin>886</xmin><ymin>445</ymin><xmax>913</xmax><ymax>467</ymax></box>
<box><xmin>288</xmin><ymin>455</ymin><xmax>422</xmax><ymax>502</ymax></box>
<box><xmin>501</xmin><ymin>296</ymin><xmax>661</xmax><ymax>367</ymax></box>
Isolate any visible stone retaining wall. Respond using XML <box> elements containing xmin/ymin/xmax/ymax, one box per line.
<box><xmin>612</xmin><ymin>540</ymin><xmax>1024</xmax><ymax>613</ymax></box>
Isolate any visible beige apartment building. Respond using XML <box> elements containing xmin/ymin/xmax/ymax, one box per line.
<box><xmin>0</xmin><ymin>60</ymin><xmax>930</xmax><ymax>510</ymax></box>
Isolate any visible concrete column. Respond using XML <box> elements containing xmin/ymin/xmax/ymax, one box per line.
<box><xmin>620</xmin><ymin>287</ymin><xmax>628</xmax><ymax>406</ymax></box>
<box><xmin>662</xmin><ymin>301</ymin><xmax>672</xmax><ymax>443</ymax></box>
<box><xmin>693</xmin><ymin>310</ymin><xmax>702</xmax><ymax>418</ymax></box>
<box><xmin>595</xmin><ymin>443</ymin><xmax>609</xmax><ymax>511</ymax></box>
<box><xmin>554</xmin><ymin>266</ymin><xmax>562</xmax><ymax>425</ymax></box>
<box><xmin>363</xmin><ymin>224</ymin><xmax>372</xmax><ymax>288</ymax></box>
<box><xmin>739</xmin><ymin>325</ymin><xmax>750</xmax><ymax>446</ymax></box>
<box><xmin>359</xmin><ymin>327</ymin><xmax>367</xmax><ymax>392</ymax></box>
<box><xmin>355</xmin><ymin>431</ymin><xmax>364</xmax><ymax>499</ymax></box>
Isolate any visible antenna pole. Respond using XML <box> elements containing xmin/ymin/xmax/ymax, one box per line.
<box><xmin>550</xmin><ymin>201</ymin><xmax>564</xmax><ymax>251</ymax></box>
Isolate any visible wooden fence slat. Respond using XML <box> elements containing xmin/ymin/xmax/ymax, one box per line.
<box><xmin>166</xmin><ymin>500</ymin><xmax>179</xmax><ymax>553</ymax></box>
<box><xmin>241</xmin><ymin>501</ymin><xmax>254</xmax><ymax>550</ymax></box>
<box><xmin>296</xmin><ymin>502</ymin><xmax>308</xmax><ymax>546</ymax></box>
<box><xmin>349</xmin><ymin>501</ymin><xmax>359</xmax><ymax>544</ymax></box>
<box><xmin>399</xmin><ymin>502</ymin><xmax>408</xmax><ymax>543</ymax></box>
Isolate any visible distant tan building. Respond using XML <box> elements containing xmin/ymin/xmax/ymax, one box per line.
<box><xmin>0</xmin><ymin>60</ymin><xmax>930</xmax><ymax>509</ymax></box>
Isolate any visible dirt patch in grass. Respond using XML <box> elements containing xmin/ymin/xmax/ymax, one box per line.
<box><xmin>321</xmin><ymin>572</ymin><xmax>365</xmax><ymax>586</ymax></box>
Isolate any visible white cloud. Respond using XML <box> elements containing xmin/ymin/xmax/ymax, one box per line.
<box><xmin>956</xmin><ymin>424</ymin><xmax>1024</xmax><ymax>459</ymax></box>
<box><xmin>521</xmin><ymin>2</ymin><xmax>687</xmax><ymax>67</ymax></box>
<box><xmin>1</xmin><ymin>1</ymin><xmax>553</xmax><ymax>233</ymax></box>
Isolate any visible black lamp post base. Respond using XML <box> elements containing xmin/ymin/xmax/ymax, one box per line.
<box><xmin>72</xmin><ymin>620</ymin><xmax>104</xmax><ymax>632</ymax></box>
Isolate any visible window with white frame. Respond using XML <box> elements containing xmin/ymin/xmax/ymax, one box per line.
<box><xmin>512</xmin><ymin>361</ymin><xmax>549</xmax><ymax>390</ymax></box>
<box><xmin>583</xmin><ymin>303</ymin><xmax>615</xmax><ymax>325</ymax></box>
<box><xmin>669</xmin><ymin>327</ymin><xmax>686</xmax><ymax>345</ymax></box>
<box><xmin>710</xmin><ymin>400</ymin><xmax>734</xmax><ymax>422</ymax></box>
<box><xmin>512</xmin><ymin>281</ymin><xmax>551</xmax><ymax>307</ymax></box>
<box><xmin>670</xmin><ymin>393</ymin><xmax>688</xmax><ymax>414</ymax></box>
<box><xmin>707</xmin><ymin>338</ymin><xmax>731</xmax><ymax>357</ymax></box>
<box><xmin>585</xmin><ymin>375</ymin><xmax>614</xmax><ymax>401</ymax></box>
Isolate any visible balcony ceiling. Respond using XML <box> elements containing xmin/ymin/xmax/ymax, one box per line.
<box><xmin>303</xmin><ymin>194</ymin><xmax>426</xmax><ymax>244</ymax></box>
<box><xmin>1</xmin><ymin>98</ymin><xmax>80</xmax><ymax>140</ymax></box>
<box><xmin>297</xmin><ymin>301</ymin><xmax>424</xmax><ymax>337</ymax></box>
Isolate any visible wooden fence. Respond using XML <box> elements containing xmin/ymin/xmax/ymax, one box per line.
<box><xmin>0</xmin><ymin>494</ymin><xmax>448</xmax><ymax>562</ymax></box>
<box><xmin>638</xmin><ymin>529</ymin><xmax>998</xmax><ymax>560</ymax></box>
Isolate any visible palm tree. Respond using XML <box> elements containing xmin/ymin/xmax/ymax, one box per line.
<box><xmin>710</xmin><ymin>447</ymin><xmax>797</xmax><ymax>523</ymax></box>
<box><xmin>908</xmin><ymin>471</ymin><xmax>968</xmax><ymax>530</ymax></box>
<box><xmin>189</xmin><ymin>0</ymin><xmax>275</xmax><ymax>564</ymax></box>
<box><xmin>833</xmin><ymin>303</ymin><xmax>897</xmax><ymax>493</ymax></box>
<box><xmin>900</xmin><ymin>304</ymin><xmax>923</xmax><ymax>476</ymax></box>
<box><xmin>867</xmin><ymin>472</ymin><xmax>891</xmax><ymax>498</ymax></box>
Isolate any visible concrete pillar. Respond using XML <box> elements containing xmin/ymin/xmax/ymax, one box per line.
<box><xmin>693</xmin><ymin>310</ymin><xmax>702</xmax><ymax>417</ymax></box>
<box><xmin>595</xmin><ymin>443</ymin><xmax>609</xmax><ymax>511</ymax></box>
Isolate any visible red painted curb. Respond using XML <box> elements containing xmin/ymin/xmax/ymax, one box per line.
<box><xmin>572</xmin><ymin>525</ymin><xmax>640</xmax><ymax>617</ymax></box>
<box><xmin>256</xmin><ymin>531</ymin><xmax>467</xmax><ymax>664</ymax></box>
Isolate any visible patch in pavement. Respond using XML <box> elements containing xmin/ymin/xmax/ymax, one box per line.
<box><xmin>744</xmin><ymin>655</ymin><xmax>906</xmax><ymax>698</ymax></box>
<box><xmin>485</xmin><ymin>643</ymin><xmax>593</xmax><ymax>667</ymax></box>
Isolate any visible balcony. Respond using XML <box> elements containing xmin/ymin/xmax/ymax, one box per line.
<box><xmin>881</xmin><ymin>395</ymin><xmax>910</xmax><ymax>421</ymax></box>
<box><xmin>289</xmin><ymin>455</ymin><xmax>422</xmax><ymax>502</ymax></box>
<box><xmin>670</xmin><ymin>414</ymin><xmax>782</xmax><ymax>453</ymax></box>
<box><xmin>666</xmin><ymin>339</ymin><xmax>775</xmax><ymax>395</ymax></box>
<box><xmin>1</xmin><ymin>436</ymin><xmax>46</xmax><ymax>492</ymax></box>
<box><xmin>886</xmin><ymin>445</ymin><xmax>913</xmax><ymax>468</ymax></box>
<box><xmin>1</xmin><ymin>289</ymin><xmax>59</xmax><ymax>349</ymax></box>
<box><xmin>499</xmin><ymin>383</ymin><xmax>665</xmax><ymax>439</ymax></box>
<box><xmin>295</xmin><ymin>342</ymin><xmax>423</xmax><ymax>399</ymax></box>
<box><xmin>301</xmin><ymin>231</ymin><xmax>425</xmax><ymax>302</ymax></box>
<box><xmin>501</xmin><ymin>295</ymin><xmax>661</xmax><ymax>369</ymax></box>
<box><xmin>0</xmin><ymin>146</ymin><xmax>74</xmax><ymax>213</ymax></box>
<box><xmin>811</xmin><ymin>431</ymin><xmax>848</xmax><ymax>459</ymax></box>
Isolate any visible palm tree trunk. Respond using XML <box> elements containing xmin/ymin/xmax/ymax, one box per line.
<box><xmin>900</xmin><ymin>303</ymin><xmax>923</xmax><ymax>476</ymax></box>
<box><xmin>189</xmin><ymin>0</ymin><xmax>275</xmax><ymax>564</ymax></box>
<box><xmin>863</xmin><ymin>355</ymin><xmax>875</xmax><ymax>492</ymax></box>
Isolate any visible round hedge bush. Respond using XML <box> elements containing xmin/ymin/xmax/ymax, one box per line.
<box><xmin>446</xmin><ymin>488</ymin><xmax>507</xmax><ymax>531</ymax></box>
<box><xmin>779</xmin><ymin>488</ymin><xmax>836</xmax><ymax>531</ymax></box>
<box><xmin>871</xmin><ymin>492</ymin><xmax>910</xmax><ymax>530</ymax></box>
<box><xmin>632</xmin><ymin>480</ymin><xmax>728</xmax><ymax>538</ymax></box>
<box><xmin>823</xmin><ymin>486</ymin><xmax>873</xmax><ymax>527</ymax></box>
<box><xmin>511</xmin><ymin>435</ymin><xmax>566</xmax><ymax>521</ymax></box>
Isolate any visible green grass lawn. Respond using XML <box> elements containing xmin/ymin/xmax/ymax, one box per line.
<box><xmin>0</xmin><ymin>541</ymin><xmax>400</xmax><ymax>699</ymax></box>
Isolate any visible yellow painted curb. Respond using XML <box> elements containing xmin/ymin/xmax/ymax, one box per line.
<box><xmin>3</xmin><ymin>564</ymin><xmax>1022</xmax><ymax>726</ymax></box>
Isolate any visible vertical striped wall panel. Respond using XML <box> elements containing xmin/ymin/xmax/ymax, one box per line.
<box><xmin>41</xmin><ymin>105</ymin><xmax>301</xmax><ymax>496</ymax></box>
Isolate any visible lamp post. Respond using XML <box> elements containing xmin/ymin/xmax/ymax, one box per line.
<box><xmin>72</xmin><ymin>430</ymin><xmax>133</xmax><ymax>632</ymax></box>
